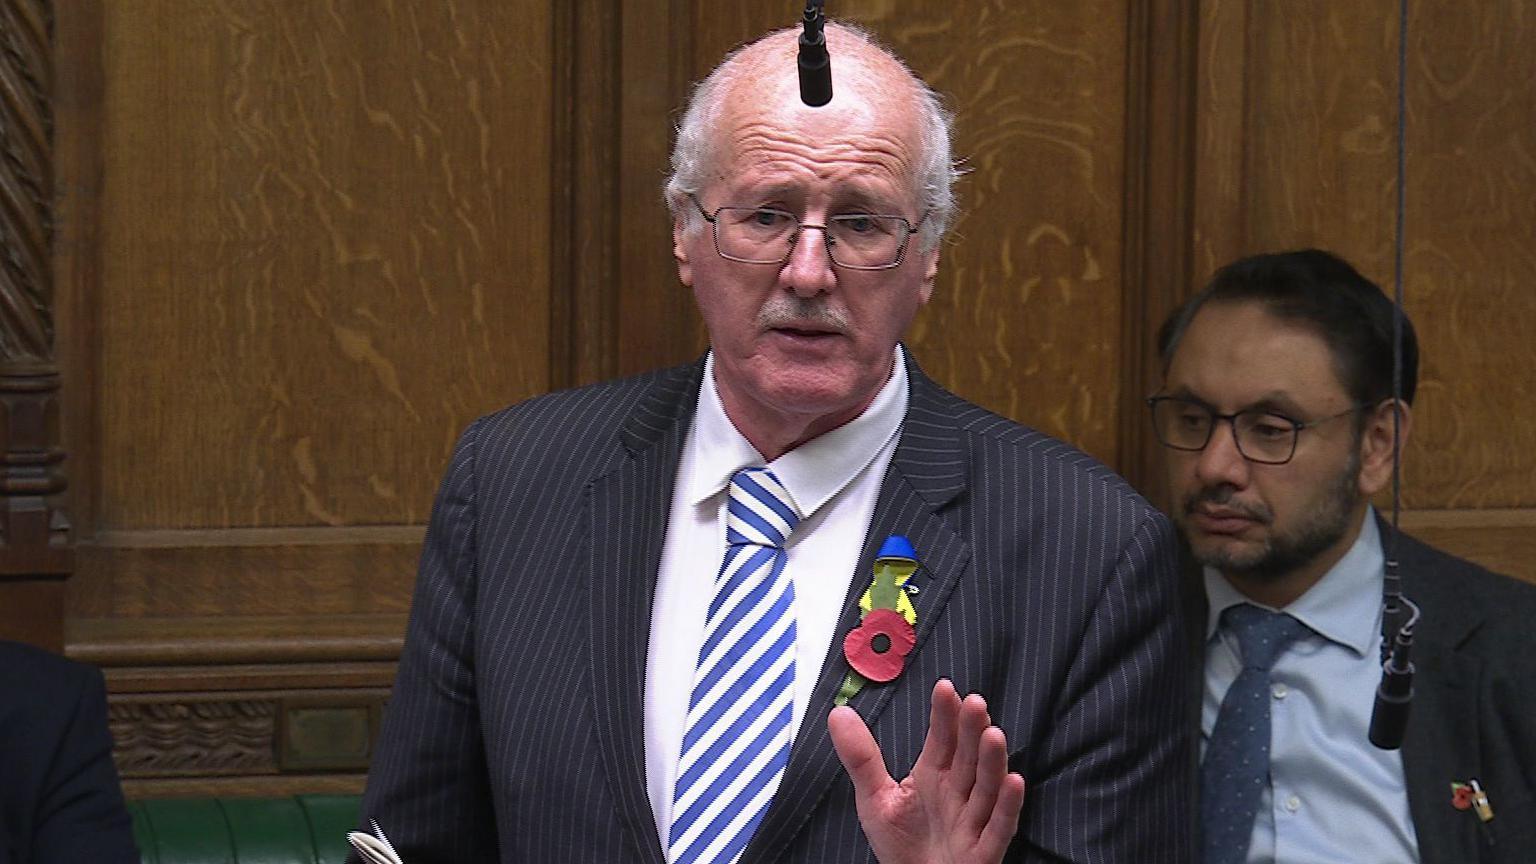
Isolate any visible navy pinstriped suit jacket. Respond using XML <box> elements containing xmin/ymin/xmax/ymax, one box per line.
<box><xmin>359</xmin><ymin>353</ymin><xmax>1194</xmax><ymax>863</ymax></box>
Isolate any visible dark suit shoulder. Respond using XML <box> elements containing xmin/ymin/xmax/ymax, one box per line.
<box><xmin>477</xmin><ymin>360</ymin><xmax>699</xmax><ymax>444</ymax></box>
<box><xmin>0</xmin><ymin>642</ymin><xmax>137</xmax><ymax>864</ymax></box>
<box><xmin>910</xmin><ymin>382</ymin><xmax>1159</xmax><ymax>519</ymax></box>
<box><xmin>1394</xmin><ymin>529</ymin><xmax>1536</xmax><ymax>708</ymax></box>
<box><xmin>0</xmin><ymin>639</ymin><xmax>95</xmax><ymax>690</ymax></box>
<box><xmin>1394</xmin><ymin>529</ymin><xmax>1536</xmax><ymax>635</ymax></box>
<box><xmin>450</xmin><ymin>360</ymin><xmax>702</xmax><ymax>490</ymax></box>
<box><xmin>0</xmin><ymin>642</ymin><xmax>102</xmax><ymax>793</ymax></box>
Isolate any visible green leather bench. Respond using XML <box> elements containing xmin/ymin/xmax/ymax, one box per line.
<box><xmin>129</xmin><ymin>795</ymin><xmax>362</xmax><ymax>864</ymax></box>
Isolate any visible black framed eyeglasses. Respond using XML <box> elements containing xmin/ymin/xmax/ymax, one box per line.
<box><xmin>688</xmin><ymin>193</ymin><xmax>926</xmax><ymax>271</ymax></box>
<box><xmin>1146</xmin><ymin>396</ymin><xmax>1363</xmax><ymax>465</ymax></box>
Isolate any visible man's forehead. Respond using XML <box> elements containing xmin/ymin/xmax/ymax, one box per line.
<box><xmin>1168</xmin><ymin>302</ymin><xmax>1351</xmax><ymax>407</ymax></box>
<box><xmin>707</xmin><ymin>89</ymin><xmax>923</xmax><ymax>202</ymax></box>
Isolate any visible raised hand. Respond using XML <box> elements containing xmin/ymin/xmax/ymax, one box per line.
<box><xmin>828</xmin><ymin>679</ymin><xmax>1026</xmax><ymax>864</ymax></box>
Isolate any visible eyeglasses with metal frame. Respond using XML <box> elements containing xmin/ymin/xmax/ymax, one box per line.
<box><xmin>1146</xmin><ymin>395</ymin><xmax>1364</xmax><ymax>465</ymax></box>
<box><xmin>687</xmin><ymin>193</ymin><xmax>926</xmax><ymax>271</ymax></box>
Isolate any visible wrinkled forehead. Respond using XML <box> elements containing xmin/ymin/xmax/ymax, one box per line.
<box><xmin>703</xmin><ymin>31</ymin><xmax>927</xmax><ymax>200</ymax></box>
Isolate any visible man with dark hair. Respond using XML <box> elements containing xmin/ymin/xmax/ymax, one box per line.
<box><xmin>1151</xmin><ymin>248</ymin><xmax>1536</xmax><ymax>863</ymax></box>
<box><xmin>358</xmin><ymin>21</ymin><xmax>1191</xmax><ymax>864</ymax></box>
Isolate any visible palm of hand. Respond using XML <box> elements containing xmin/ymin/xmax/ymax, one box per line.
<box><xmin>829</xmin><ymin>680</ymin><xmax>1026</xmax><ymax>864</ymax></box>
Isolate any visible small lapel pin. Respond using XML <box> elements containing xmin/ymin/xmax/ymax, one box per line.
<box><xmin>1452</xmin><ymin>778</ymin><xmax>1497</xmax><ymax>847</ymax></box>
<box><xmin>1468</xmin><ymin>778</ymin><xmax>1495</xmax><ymax>823</ymax></box>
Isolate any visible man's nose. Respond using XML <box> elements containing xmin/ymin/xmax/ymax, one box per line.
<box><xmin>1194</xmin><ymin>420</ymin><xmax>1250</xmax><ymax>489</ymax></box>
<box><xmin>779</xmin><ymin>225</ymin><xmax>837</xmax><ymax>297</ymax></box>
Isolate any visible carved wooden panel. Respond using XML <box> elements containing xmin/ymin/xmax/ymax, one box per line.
<box><xmin>0</xmin><ymin>0</ymin><xmax>54</xmax><ymax>363</ymax></box>
<box><xmin>111</xmin><ymin>696</ymin><xmax>279</xmax><ymax>777</ymax></box>
<box><xmin>89</xmin><ymin>631</ymin><xmax>398</xmax><ymax>797</ymax></box>
<box><xmin>0</xmin><ymin>0</ymin><xmax>71</xmax><ymax>650</ymax></box>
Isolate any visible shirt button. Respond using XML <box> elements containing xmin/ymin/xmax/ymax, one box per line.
<box><xmin>1272</xmin><ymin>683</ymin><xmax>1289</xmax><ymax>699</ymax></box>
<box><xmin>1285</xmin><ymin>795</ymin><xmax>1301</xmax><ymax>812</ymax></box>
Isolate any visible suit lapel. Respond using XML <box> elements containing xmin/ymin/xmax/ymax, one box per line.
<box><xmin>1394</xmin><ymin>529</ymin><xmax>1487</xmax><ymax>864</ymax></box>
<box><xmin>587</xmin><ymin>362</ymin><xmax>704</xmax><ymax>864</ymax></box>
<box><xmin>745</xmin><ymin>362</ymin><xmax>971</xmax><ymax>864</ymax></box>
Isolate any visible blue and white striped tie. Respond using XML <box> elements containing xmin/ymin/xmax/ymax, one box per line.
<box><xmin>668</xmin><ymin>467</ymin><xmax>800</xmax><ymax>864</ymax></box>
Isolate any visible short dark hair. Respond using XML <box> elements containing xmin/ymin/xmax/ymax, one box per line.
<box><xmin>1157</xmin><ymin>249</ymin><xmax>1418</xmax><ymax>406</ymax></box>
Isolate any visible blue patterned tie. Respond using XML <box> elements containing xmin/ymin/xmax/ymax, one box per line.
<box><xmin>668</xmin><ymin>468</ymin><xmax>801</xmax><ymax>864</ymax></box>
<box><xmin>1201</xmin><ymin>604</ymin><xmax>1310</xmax><ymax>864</ymax></box>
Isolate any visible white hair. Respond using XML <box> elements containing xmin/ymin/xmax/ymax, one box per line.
<box><xmin>663</xmin><ymin>23</ymin><xmax>959</xmax><ymax>253</ymax></box>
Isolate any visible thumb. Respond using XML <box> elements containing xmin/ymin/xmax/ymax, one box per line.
<box><xmin>829</xmin><ymin>706</ymin><xmax>895</xmax><ymax>800</ymax></box>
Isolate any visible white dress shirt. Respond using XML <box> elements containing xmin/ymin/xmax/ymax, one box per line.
<box><xmin>644</xmin><ymin>348</ymin><xmax>908</xmax><ymax>844</ymax></box>
<box><xmin>1203</xmin><ymin>509</ymin><xmax>1420</xmax><ymax>863</ymax></box>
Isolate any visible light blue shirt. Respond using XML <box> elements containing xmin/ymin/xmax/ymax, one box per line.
<box><xmin>1203</xmin><ymin>510</ymin><xmax>1420</xmax><ymax>863</ymax></box>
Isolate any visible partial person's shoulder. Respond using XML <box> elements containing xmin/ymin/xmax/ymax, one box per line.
<box><xmin>433</xmin><ymin>360</ymin><xmax>703</xmax><ymax>493</ymax></box>
<box><xmin>1399</xmin><ymin>531</ymin><xmax>1536</xmax><ymax>606</ymax></box>
<box><xmin>484</xmin><ymin>360</ymin><xmax>699</xmax><ymax>429</ymax></box>
<box><xmin>0</xmin><ymin>641</ymin><xmax>102</xmax><ymax>745</ymax></box>
<box><xmin>1397</xmin><ymin>531</ymin><xmax>1536</xmax><ymax>663</ymax></box>
<box><xmin>915</xmin><ymin>382</ymin><xmax>1154</xmax><ymax>513</ymax></box>
<box><xmin>0</xmin><ymin>640</ymin><xmax>96</xmax><ymax>695</ymax></box>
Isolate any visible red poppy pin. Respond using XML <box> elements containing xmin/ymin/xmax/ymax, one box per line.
<box><xmin>1451</xmin><ymin>779</ymin><xmax>1495</xmax><ymax>823</ymax></box>
<box><xmin>835</xmin><ymin>536</ymin><xmax>919</xmax><ymax>706</ymax></box>
<box><xmin>844</xmin><ymin>608</ymin><xmax>916</xmax><ymax>682</ymax></box>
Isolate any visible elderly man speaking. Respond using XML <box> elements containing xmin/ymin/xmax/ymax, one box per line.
<box><xmin>357</xmin><ymin>21</ymin><xmax>1190</xmax><ymax>864</ymax></box>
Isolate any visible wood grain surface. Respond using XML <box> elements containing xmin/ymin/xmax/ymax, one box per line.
<box><xmin>94</xmin><ymin>0</ymin><xmax>553</xmax><ymax>531</ymax></box>
<box><xmin>25</xmin><ymin>0</ymin><xmax>1532</xmax><ymax>793</ymax></box>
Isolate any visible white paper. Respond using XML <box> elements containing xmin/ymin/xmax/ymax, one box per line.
<box><xmin>347</xmin><ymin>820</ymin><xmax>404</xmax><ymax>864</ymax></box>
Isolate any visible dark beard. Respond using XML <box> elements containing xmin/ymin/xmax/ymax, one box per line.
<box><xmin>1183</xmin><ymin>452</ymin><xmax>1361</xmax><ymax>583</ymax></box>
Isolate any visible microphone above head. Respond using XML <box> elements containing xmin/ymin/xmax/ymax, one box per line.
<box><xmin>798</xmin><ymin>1</ymin><xmax>833</xmax><ymax>107</ymax></box>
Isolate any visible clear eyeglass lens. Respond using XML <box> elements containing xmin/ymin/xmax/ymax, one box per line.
<box><xmin>1153</xmin><ymin>400</ymin><xmax>1297</xmax><ymax>463</ymax></box>
<box><xmin>1234</xmin><ymin>412</ymin><xmax>1297</xmax><ymax>461</ymax></box>
<box><xmin>713</xmin><ymin>208</ymin><xmax>909</xmax><ymax>267</ymax></box>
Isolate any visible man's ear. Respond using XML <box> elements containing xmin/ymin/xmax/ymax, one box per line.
<box><xmin>917</xmin><ymin>245</ymin><xmax>940</xmax><ymax>304</ymax></box>
<box><xmin>673</xmin><ymin>217</ymin><xmax>695</xmax><ymax>287</ymax></box>
<box><xmin>1359</xmin><ymin>399</ymin><xmax>1412</xmax><ymax>496</ymax></box>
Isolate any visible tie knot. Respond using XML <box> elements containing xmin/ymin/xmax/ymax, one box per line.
<box><xmin>1223</xmin><ymin>604</ymin><xmax>1308</xmax><ymax>672</ymax></box>
<box><xmin>726</xmin><ymin>467</ymin><xmax>800</xmax><ymax>549</ymax></box>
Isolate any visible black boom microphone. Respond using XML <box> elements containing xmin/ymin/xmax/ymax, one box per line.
<box><xmin>798</xmin><ymin>1</ymin><xmax>833</xmax><ymax>106</ymax></box>
<box><xmin>1369</xmin><ymin>0</ymin><xmax>1416</xmax><ymax>751</ymax></box>
<box><xmin>1368</xmin><ymin>570</ymin><xmax>1418</xmax><ymax>749</ymax></box>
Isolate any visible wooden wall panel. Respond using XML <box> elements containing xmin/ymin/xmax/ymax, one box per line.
<box><xmin>49</xmin><ymin>0</ymin><xmax>558</xmax><ymax>795</ymax></box>
<box><xmin>1400</xmin><ymin>2</ymin><xmax>1536</xmax><ymax>511</ymax></box>
<box><xmin>93</xmin><ymin>0</ymin><xmax>551</xmax><ymax>532</ymax></box>
<box><xmin>34</xmin><ymin>0</ymin><xmax>1529</xmax><ymax>793</ymax></box>
<box><xmin>892</xmin><ymin>1</ymin><xmax>1129</xmax><ymax>463</ymax></box>
<box><xmin>1190</xmin><ymin>0</ymin><xmax>1536</xmax><ymax>580</ymax></box>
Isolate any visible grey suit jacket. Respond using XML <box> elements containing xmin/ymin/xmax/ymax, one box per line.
<box><xmin>360</xmin><ymin>354</ymin><xmax>1193</xmax><ymax>863</ymax></box>
<box><xmin>1183</xmin><ymin>520</ymin><xmax>1536</xmax><ymax>863</ymax></box>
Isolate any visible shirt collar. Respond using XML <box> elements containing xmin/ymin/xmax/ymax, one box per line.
<box><xmin>1203</xmin><ymin>508</ymin><xmax>1383</xmax><ymax>657</ymax></box>
<box><xmin>682</xmin><ymin>346</ymin><xmax>909</xmax><ymax>521</ymax></box>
